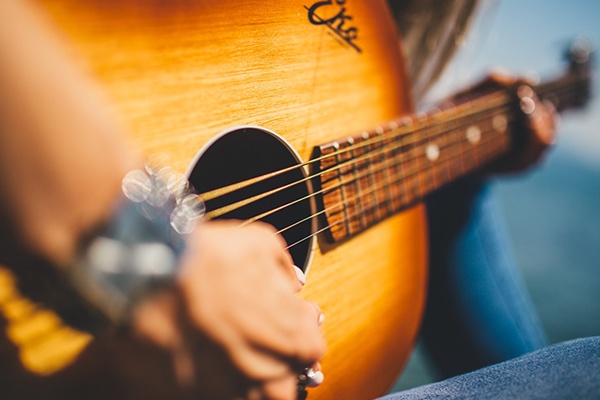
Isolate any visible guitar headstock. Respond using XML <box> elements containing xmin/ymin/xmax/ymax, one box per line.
<box><xmin>535</xmin><ymin>37</ymin><xmax>594</xmax><ymax>113</ymax></box>
<box><xmin>564</xmin><ymin>37</ymin><xmax>595</xmax><ymax>109</ymax></box>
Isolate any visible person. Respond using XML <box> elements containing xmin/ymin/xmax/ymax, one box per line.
<box><xmin>389</xmin><ymin>0</ymin><xmax>551</xmax><ymax>379</ymax></box>
<box><xmin>378</xmin><ymin>1</ymin><xmax>600</xmax><ymax>398</ymax></box>
<box><xmin>1</xmin><ymin>1</ymin><xmax>597</xmax><ymax>400</ymax></box>
<box><xmin>379</xmin><ymin>337</ymin><xmax>600</xmax><ymax>399</ymax></box>
<box><xmin>0</xmin><ymin>1</ymin><xmax>324</xmax><ymax>399</ymax></box>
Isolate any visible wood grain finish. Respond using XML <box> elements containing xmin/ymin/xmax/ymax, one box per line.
<box><xmin>314</xmin><ymin>95</ymin><xmax>513</xmax><ymax>243</ymax></box>
<box><xmin>3</xmin><ymin>1</ymin><xmax>591</xmax><ymax>398</ymax></box>
<box><xmin>4</xmin><ymin>1</ymin><xmax>428</xmax><ymax>399</ymax></box>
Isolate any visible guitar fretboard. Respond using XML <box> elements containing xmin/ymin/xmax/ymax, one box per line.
<box><xmin>315</xmin><ymin>62</ymin><xmax>591</xmax><ymax>243</ymax></box>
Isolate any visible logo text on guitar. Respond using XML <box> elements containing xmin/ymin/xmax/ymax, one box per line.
<box><xmin>305</xmin><ymin>0</ymin><xmax>361</xmax><ymax>53</ymax></box>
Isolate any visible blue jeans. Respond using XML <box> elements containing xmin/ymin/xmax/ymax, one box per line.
<box><xmin>421</xmin><ymin>180</ymin><xmax>547</xmax><ymax>377</ymax></box>
<box><xmin>379</xmin><ymin>336</ymin><xmax>600</xmax><ymax>399</ymax></box>
<box><xmin>379</xmin><ymin>180</ymin><xmax>600</xmax><ymax>398</ymax></box>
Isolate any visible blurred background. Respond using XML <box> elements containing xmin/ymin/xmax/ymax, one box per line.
<box><xmin>393</xmin><ymin>0</ymin><xmax>600</xmax><ymax>391</ymax></box>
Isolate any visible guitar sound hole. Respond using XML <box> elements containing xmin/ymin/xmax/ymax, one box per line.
<box><xmin>187</xmin><ymin>127</ymin><xmax>314</xmax><ymax>271</ymax></box>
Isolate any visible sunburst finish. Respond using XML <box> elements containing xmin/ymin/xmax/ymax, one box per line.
<box><xmin>3</xmin><ymin>1</ymin><xmax>428</xmax><ymax>399</ymax></box>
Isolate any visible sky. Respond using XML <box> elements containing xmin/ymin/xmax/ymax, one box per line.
<box><xmin>431</xmin><ymin>0</ymin><xmax>600</xmax><ymax>170</ymax></box>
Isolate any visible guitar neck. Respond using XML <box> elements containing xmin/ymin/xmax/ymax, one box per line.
<box><xmin>315</xmin><ymin>49</ymin><xmax>593</xmax><ymax>243</ymax></box>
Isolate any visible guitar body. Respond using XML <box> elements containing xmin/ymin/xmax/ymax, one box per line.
<box><xmin>10</xmin><ymin>1</ymin><xmax>429</xmax><ymax>398</ymax></box>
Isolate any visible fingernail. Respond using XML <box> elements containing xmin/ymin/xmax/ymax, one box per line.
<box><xmin>318</xmin><ymin>313</ymin><xmax>325</xmax><ymax>326</ymax></box>
<box><xmin>293</xmin><ymin>265</ymin><xmax>306</xmax><ymax>286</ymax></box>
<box><xmin>306</xmin><ymin>369</ymin><xmax>325</xmax><ymax>387</ymax></box>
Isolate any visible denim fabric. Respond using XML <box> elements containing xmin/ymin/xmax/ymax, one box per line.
<box><xmin>379</xmin><ymin>337</ymin><xmax>600</xmax><ymax>399</ymax></box>
<box><xmin>420</xmin><ymin>180</ymin><xmax>547</xmax><ymax>377</ymax></box>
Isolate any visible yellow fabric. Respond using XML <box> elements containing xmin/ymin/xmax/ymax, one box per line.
<box><xmin>0</xmin><ymin>266</ymin><xmax>91</xmax><ymax>375</ymax></box>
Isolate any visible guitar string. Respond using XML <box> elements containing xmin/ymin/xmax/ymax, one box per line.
<box><xmin>205</xmin><ymin>103</ymin><xmax>508</xmax><ymax>219</ymax></box>
<box><xmin>196</xmin><ymin>75</ymin><xmax>586</xmax><ymax>204</ymax></box>
<box><xmin>238</xmin><ymin>109</ymin><xmax>515</xmax><ymax>229</ymax></box>
<box><xmin>198</xmin><ymin>90</ymin><xmax>512</xmax><ymax>203</ymax></box>
<box><xmin>281</xmin><ymin>123</ymin><xmax>513</xmax><ymax>251</ymax></box>
<box><xmin>197</xmin><ymin>75</ymin><xmax>584</xmax><ymax>213</ymax></box>
<box><xmin>245</xmin><ymin>115</ymin><xmax>512</xmax><ymax>238</ymax></box>
<box><xmin>202</xmin><ymin>77</ymin><xmax>584</xmax><ymax>249</ymax></box>
<box><xmin>202</xmin><ymin>102</ymin><xmax>513</xmax><ymax>220</ymax></box>
<box><xmin>278</xmin><ymin>77</ymin><xmax>590</xmax><ymax>248</ymax></box>
<box><xmin>536</xmin><ymin>74</ymin><xmax>588</xmax><ymax>101</ymax></box>
<box><xmin>199</xmin><ymin>78</ymin><xmax>584</xmax><ymax>220</ymax></box>
<box><xmin>236</xmin><ymin>112</ymin><xmax>514</xmax><ymax>241</ymax></box>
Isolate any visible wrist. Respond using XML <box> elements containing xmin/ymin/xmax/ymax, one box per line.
<box><xmin>9</xmin><ymin>159</ymin><xmax>205</xmax><ymax>335</ymax></box>
<box><xmin>63</xmin><ymin>159</ymin><xmax>205</xmax><ymax>332</ymax></box>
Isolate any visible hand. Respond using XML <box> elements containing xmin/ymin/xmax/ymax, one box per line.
<box><xmin>488</xmin><ymin>72</ymin><xmax>558</xmax><ymax>175</ymax></box>
<box><xmin>129</xmin><ymin>220</ymin><xmax>325</xmax><ymax>400</ymax></box>
<box><xmin>454</xmin><ymin>72</ymin><xmax>558</xmax><ymax>175</ymax></box>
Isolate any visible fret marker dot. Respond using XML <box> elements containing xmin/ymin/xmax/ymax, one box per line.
<box><xmin>493</xmin><ymin>114</ymin><xmax>508</xmax><ymax>133</ymax></box>
<box><xmin>466</xmin><ymin>126</ymin><xmax>482</xmax><ymax>144</ymax></box>
<box><xmin>426</xmin><ymin>143</ymin><xmax>440</xmax><ymax>162</ymax></box>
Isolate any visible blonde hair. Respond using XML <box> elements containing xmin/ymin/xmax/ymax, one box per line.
<box><xmin>388</xmin><ymin>0</ymin><xmax>481</xmax><ymax>101</ymax></box>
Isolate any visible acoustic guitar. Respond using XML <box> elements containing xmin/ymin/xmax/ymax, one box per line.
<box><xmin>0</xmin><ymin>0</ymin><xmax>591</xmax><ymax>399</ymax></box>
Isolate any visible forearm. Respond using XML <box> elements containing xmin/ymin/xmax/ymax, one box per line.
<box><xmin>0</xmin><ymin>0</ymin><xmax>139</xmax><ymax>268</ymax></box>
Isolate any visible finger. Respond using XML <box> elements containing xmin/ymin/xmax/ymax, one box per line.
<box><xmin>225</xmin><ymin>299</ymin><xmax>325</xmax><ymax>382</ymax></box>
<box><xmin>253</xmin><ymin>222</ymin><xmax>299</xmax><ymax>287</ymax></box>
<box><xmin>541</xmin><ymin>99</ymin><xmax>559</xmax><ymax>144</ymax></box>
<box><xmin>293</xmin><ymin>265</ymin><xmax>306</xmax><ymax>292</ymax></box>
<box><xmin>311</xmin><ymin>361</ymin><xmax>322</xmax><ymax>372</ymax></box>
<box><xmin>246</xmin><ymin>300</ymin><xmax>325</xmax><ymax>374</ymax></box>
<box><xmin>487</xmin><ymin>68</ymin><xmax>518</xmax><ymax>86</ymax></box>
<box><xmin>291</xmin><ymin>300</ymin><xmax>327</xmax><ymax>363</ymax></box>
<box><xmin>305</xmin><ymin>300</ymin><xmax>324</xmax><ymax>326</ymax></box>
<box><xmin>261</xmin><ymin>375</ymin><xmax>298</xmax><ymax>400</ymax></box>
<box><xmin>227</xmin><ymin>342</ymin><xmax>294</xmax><ymax>382</ymax></box>
<box><xmin>247</xmin><ymin>222</ymin><xmax>298</xmax><ymax>288</ymax></box>
<box><xmin>526</xmin><ymin>97</ymin><xmax>558</xmax><ymax>148</ymax></box>
<box><xmin>275</xmin><ymin>245</ymin><xmax>298</xmax><ymax>289</ymax></box>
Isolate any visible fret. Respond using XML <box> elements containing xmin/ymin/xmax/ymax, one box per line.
<box><xmin>429</xmin><ymin>137</ymin><xmax>450</xmax><ymax>193</ymax></box>
<box><xmin>370</xmin><ymin>130</ymin><xmax>393</xmax><ymax>218</ymax></box>
<box><xmin>336</xmin><ymin>138</ymin><xmax>366</xmax><ymax>235</ymax></box>
<box><xmin>380</xmin><ymin>126</ymin><xmax>405</xmax><ymax>212</ymax></box>
<box><xmin>444</xmin><ymin>105</ymin><xmax>467</xmax><ymax>184</ymax></box>
<box><xmin>436</xmin><ymin>111</ymin><xmax>454</xmax><ymax>187</ymax></box>
<box><xmin>461</xmin><ymin>100</ymin><xmax>482</xmax><ymax>172</ymax></box>
<box><xmin>349</xmin><ymin>135</ymin><xmax>377</xmax><ymax>228</ymax></box>
<box><xmin>399</xmin><ymin>123</ymin><xmax>421</xmax><ymax>206</ymax></box>
<box><xmin>391</xmin><ymin>120</ymin><xmax>415</xmax><ymax>208</ymax></box>
<box><xmin>457</xmin><ymin>122</ymin><xmax>483</xmax><ymax>175</ymax></box>
<box><xmin>477</xmin><ymin>110</ymin><xmax>512</xmax><ymax>166</ymax></box>
<box><xmin>317</xmin><ymin>143</ymin><xmax>349</xmax><ymax>242</ymax></box>
<box><xmin>360</xmin><ymin>131</ymin><xmax>385</xmax><ymax>220</ymax></box>
<box><xmin>416</xmin><ymin>115</ymin><xmax>436</xmax><ymax>197</ymax></box>
<box><xmin>420</xmin><ymin>109</ymin><xmax>453</xmax><ymax>193</ymax></box>
<box><xmin>335</xmin><ymin>139</ymin><xmax>363</xmax><ymax>236</ymax></box>
<box><xmin>440</xmin><ymin>104</ymin><xmax>467</xmax><ymax>185</ymax></box>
